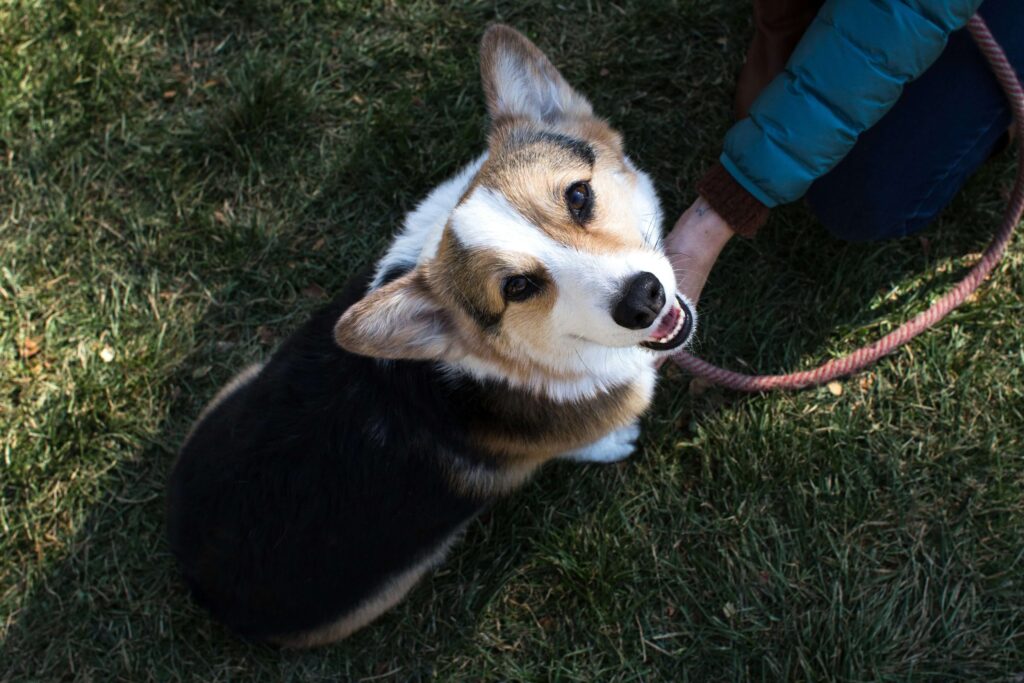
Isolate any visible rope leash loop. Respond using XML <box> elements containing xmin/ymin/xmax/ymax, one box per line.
<box><xmin>671</xmin><ymin>14</ymin><xmax>1024</xmax><ymax>393</ymax></box>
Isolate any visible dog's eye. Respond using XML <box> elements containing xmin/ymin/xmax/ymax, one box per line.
<box><xmin>565</xmin><ymin>181</ymin><xmax>593</xmax><ymax>222</ymax></box>
<box><xmin>503</xmin><ymin>275</ymin><xmax>539</xmax><ymax>302</ymax></box>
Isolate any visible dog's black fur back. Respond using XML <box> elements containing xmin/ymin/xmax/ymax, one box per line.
<box><xmin>166</xmin><ymin>269</ymin><xmax>487</xmax><ymax>641</ymax></box>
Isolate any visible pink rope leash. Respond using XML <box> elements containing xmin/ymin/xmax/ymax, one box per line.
<box><xmin>671</xmin><ymin>15</ymin><xmax>1024</xmax><ymax>392</ymax></box>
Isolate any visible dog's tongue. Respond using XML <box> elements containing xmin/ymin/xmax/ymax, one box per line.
<box><xmin>650</xmin><ymin>305</ymin><xmax>680</xmax><ymax>340</ymax></box>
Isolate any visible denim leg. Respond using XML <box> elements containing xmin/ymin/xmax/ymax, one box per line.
<box><xmin>805</xmin><ymin>0</ymin><xmax>1024</xmax><ymax>243</ymax></box>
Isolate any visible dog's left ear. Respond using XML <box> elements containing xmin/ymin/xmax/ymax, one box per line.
<box><xmin>333</xmin><ymin>270</ymin><xmax>462</xmax><ymax>361</ymax></box>
<box><xmin>480</xmin><ymin>24</ymin><xmax>593</xmax><ymax>124</ymax></box>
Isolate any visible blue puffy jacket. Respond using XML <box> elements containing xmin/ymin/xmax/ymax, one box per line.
<box><xmin>722</xmin><ymin>0</ymin><xmax>983</xmax><ymax>208</ymax></box>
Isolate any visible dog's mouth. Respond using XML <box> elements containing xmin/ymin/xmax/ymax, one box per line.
<box><xmin>640</xmin><ymin>295</ymin><xmax>693</xmax><ymax>351</ymax></box>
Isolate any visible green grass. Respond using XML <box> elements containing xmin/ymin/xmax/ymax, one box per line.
<box><xmin>2</xmin><ymin>1</ymin><xmax>1023</xmax><ymax>680</ymax></box>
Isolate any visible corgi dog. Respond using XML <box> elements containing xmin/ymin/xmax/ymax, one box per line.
<box><xmin>167</xmin><ymin>24</ymin><xmax>695</xmax><ymax>648</ymax></box>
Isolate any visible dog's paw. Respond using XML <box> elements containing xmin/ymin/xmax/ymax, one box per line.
<box><xmin>560</xmin><ymin>423</ymin><xmax>641</xmax><ymax>464</ymax></box>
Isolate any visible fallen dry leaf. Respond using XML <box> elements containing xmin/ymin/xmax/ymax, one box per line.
<box><xmin>19</xmin><ymin>337</ymin><xmax>41</xmax><ymax>359</ymax></box>
<box><xmin>688</xmin><ymin>377</ymin><xmax>712</xmax><ymax>397</ymax></box>
<box><xmin>301</xmin><ymin>283</ymin><xmax>326</xmax><ymax>299</ymax></box>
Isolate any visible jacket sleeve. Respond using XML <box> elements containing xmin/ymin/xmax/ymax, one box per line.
<box><xmin>720</xmin><ymin>0</ymin><xmax>983</xmax><ymax>209</ymax></box>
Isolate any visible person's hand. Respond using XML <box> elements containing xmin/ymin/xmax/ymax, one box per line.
<box><xmin>664</xmin><ymin>197</ymin><xmax>735</xmax><ymax>304</ymax></box>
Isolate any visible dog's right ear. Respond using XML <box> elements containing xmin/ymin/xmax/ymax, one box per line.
<box><xmin>479</xmin><ymin>24</ymin><xmax>593</xmax><ymax>124</ymax></box>
<box><xmin>334</xmin><ymin>269</ymin><xmax>461</xmax><ymax>361</ymax></box>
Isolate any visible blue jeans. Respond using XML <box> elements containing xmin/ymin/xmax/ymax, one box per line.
<box><xmin>806</xmin><ymin>0</ymin><xmax>1023</xmax><ymax>242</ymax></box>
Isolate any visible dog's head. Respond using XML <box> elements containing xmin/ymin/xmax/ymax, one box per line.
<box><xmin>335</xmin><ymin>25</ymin><xmax>695</xmax><ymax>389</ymax></box>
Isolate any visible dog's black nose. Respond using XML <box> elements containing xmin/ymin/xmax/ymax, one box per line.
<box><xmin>612</xmin><ymin>272</ymin><xmax>665</xmax><ymax>329</ymax></box>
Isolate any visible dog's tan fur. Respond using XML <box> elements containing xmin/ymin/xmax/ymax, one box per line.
<box><xmin>436</xmin><ymin>380</ymin><xmax>650</xmax><ymax>498</ymax></box>
<box><xmin>184</xmin><ymin>363</ymin><xmax>264</xmax><ymax>444</ymax></box>
<box><xmin>473</xmin><ymin>121</ymin><xmax>642</xmax><ymax>256</ymax></box>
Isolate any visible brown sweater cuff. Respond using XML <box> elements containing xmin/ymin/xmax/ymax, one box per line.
<box><xmin>695</xmin><ymin>162</ymin><xmax>770</xmax><ymax>238</ymax></box>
